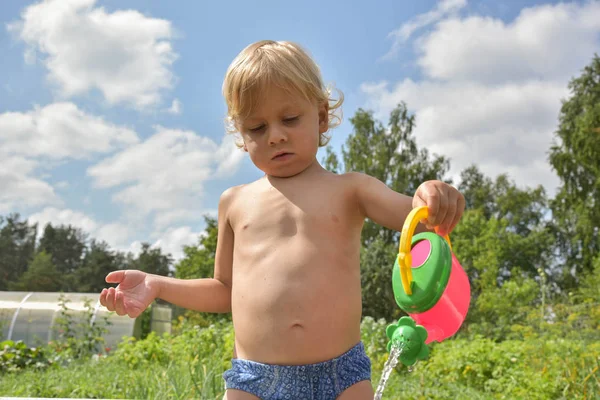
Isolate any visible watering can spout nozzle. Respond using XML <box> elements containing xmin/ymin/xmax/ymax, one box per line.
<box><xmin>385</xmin><ymin>316</ymin><xmax>429</xmax><ymax>366</ymax></box>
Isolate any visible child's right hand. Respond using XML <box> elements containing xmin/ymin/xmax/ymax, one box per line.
<box><xmin>99</xmin><ymin>270</ymin><xmax>160</xmax><ymax>318</ymax></box>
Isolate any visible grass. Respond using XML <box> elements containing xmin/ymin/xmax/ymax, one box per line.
<box><xmin>1</xmin><ymin>317</ymin><xmax>599</xmax><ymax>399</ymax></box>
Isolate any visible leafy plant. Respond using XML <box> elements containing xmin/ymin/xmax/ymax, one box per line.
<box><xmin>0</xmin><ymin>340</ymin><xmax>53</xmax><ymax>373</ymax></box>
<box><xmin>48</xmin><ymin>294</ymin><xmax>112</xmax><ymax>363</ymax></box>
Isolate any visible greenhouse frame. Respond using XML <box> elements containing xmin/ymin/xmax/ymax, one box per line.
<box><xmin>0</xmin><ymin>291</ymin><xmax>172</xmax><ymax>349</ymax></box>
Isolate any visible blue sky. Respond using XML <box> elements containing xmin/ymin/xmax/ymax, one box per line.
<box><xmin>1</xmin><ymin>0</ymin><xmax>598</xmax><ymax>260</ymax></box>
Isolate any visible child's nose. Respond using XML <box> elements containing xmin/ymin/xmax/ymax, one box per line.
<box><xmin>268</xmin><ymin>127</ymin><xmax>287</xmax><ymax>145</ymax></box>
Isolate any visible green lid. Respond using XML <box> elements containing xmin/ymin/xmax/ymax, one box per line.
<box><xmin>392</xmin><ymin>232</ymin><xmax>452</xmax><ymax>313</ymax></box>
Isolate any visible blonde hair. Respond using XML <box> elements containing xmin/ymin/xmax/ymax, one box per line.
<box><xmin>223</xmin><ymin>40</ymin><xmax>343</xmax><ymax>148</ymax></box>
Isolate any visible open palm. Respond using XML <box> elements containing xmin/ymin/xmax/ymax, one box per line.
<box><xmin>99</xmin><ymin>270</ymin><xmax>159</xmax><ymax>318</ymax></box>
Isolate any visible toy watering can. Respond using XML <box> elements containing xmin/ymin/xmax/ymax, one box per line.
<box><xmin>386</xmin><ymin>206</ymin><xmax>470</xmax><ymax>366</ymax></box>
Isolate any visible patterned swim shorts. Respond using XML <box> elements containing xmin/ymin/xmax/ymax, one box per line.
<box><xmin>223</xmin><ymin>342</ymin><xmax>372</xmax><ymax>399</ymax></box>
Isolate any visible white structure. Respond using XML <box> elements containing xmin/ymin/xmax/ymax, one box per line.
<box><xmin>0</xmin><ymin>291</ymin><xmax>171</xmax><ymax>348</ymax></box>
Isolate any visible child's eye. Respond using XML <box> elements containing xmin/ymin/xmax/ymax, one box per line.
<box><xmin>283</xmin><ymin>116</ymin><xmax>299</xmax><ymax>124</ymax></box>
<box><xmin>248</xmin><ymin>125</ymin><xmax>265</xmax><ymax>133</ymax></box>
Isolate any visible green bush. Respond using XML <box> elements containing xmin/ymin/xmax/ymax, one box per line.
<box><xmin>110</xmin><ymin>318</ymin><xmax>234</xmax><ymax>371</ymax></box>
<box><xmin>413</xmin><ymin>337</ymin><xmax>600</xmax><ymax>399</ymax></box>
<box><xmin>361</xmin><ymin>315</ymin><xmax>600</xmax><ymax>400</ymax></box>
<box><xmin>0</xmin><ymin>340</ymin><xmax>54</xmax><ymax>373</ymax></box>
<box><xmin>0</xmin><ymin>320</ymin><xmax>235</xmax><ymax>399</ymax></box>
<box><xmin>1</xmin><ymin>308</ymin><xmax>598</xmax><ymax>399</ymax></box>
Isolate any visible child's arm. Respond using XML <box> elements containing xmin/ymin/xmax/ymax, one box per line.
<box><xmin>351</xmin><ymin>172</ymin><xmax>465</xmax><ymax>237</ymax></box>
<box><xmin>100</xmin><ymin>188</ymin><xmax>235</xmax><ymax>317</ymax></box>
<box><xmin>152</xmin><ymin>188</ymin><xmax>235</xmax><ymax>312</ymax></box>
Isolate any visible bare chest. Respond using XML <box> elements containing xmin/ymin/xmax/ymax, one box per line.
<box><xmin>231</xmin><ymin>183</ymin><xmax>359</xmax><ymax>242</ymax></box>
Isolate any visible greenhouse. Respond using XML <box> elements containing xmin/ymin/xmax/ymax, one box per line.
<box><xmin>0</xmin><ymin>291</ymin><xmax>172</xmax><ymax>349</ymax></box>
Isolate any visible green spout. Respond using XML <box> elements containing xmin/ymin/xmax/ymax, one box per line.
<box><xmin>386</xmin><ymin>316</ymin><xmax>429</xmax><ymax>366</ymax></box>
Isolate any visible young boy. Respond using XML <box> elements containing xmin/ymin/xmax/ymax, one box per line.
<box><xmin>99</xmin><ymin>40</ymin><xmax>465</xmax><ymax>399</ymax></box>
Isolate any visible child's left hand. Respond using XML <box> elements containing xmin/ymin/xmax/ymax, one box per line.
<box><xmin>413</xmin><ymin>181</ymin><xmax>465</xmax><ymax>237</ymax></box>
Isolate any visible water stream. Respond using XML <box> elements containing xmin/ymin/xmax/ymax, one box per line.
<box><xmin>373</xmin><ymin>342</ymin><xmax>405</xmax><ymax>400</ymax></box>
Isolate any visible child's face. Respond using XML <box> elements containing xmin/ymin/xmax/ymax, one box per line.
<box><xmin>237</xmin><ymin>85</ymin><xmax>328</xmax><ymax>178</ymax></box>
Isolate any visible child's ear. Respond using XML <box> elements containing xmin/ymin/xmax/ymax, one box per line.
<box><xmin>318</xmin><ymin>101</ymin><xmax>329</xmax><ymax>134</ymax></box>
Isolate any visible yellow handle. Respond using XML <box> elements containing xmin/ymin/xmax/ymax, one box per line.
<box><xmin>398</xmin><ymin>206</ymin><xmax>452</xmax><ymax>295</ymax></box>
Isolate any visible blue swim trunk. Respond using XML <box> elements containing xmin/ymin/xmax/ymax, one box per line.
<box><xmin>223</xmin><ymin>342</ymin><xmax>372</xmax><ymax>399</ymax></box>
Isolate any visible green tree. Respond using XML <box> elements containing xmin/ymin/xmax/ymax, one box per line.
<box><xmin>75</xmin><ymin>240</ymin><xmax>125</xmax><ymax>292</ymax></box>
<box><xmin>359</xmin><ymin>237</ymin><xmax>400</xmax><ymax>320</ymax></box>
<box><xmin>451</xmin><ymin>209</ymin><xmax>507</xmax><ymax>294</ymax></box>
<box><xmin>127</xmin><ymin>243</ymin><xmax>173</xmax><ymax>277</ymax></box>
<box><xmin>457</xmin><ymin>166</ymin><xmax>554</xmax><ymax>284</ymax></box>
<box><xmin>11</xmin><ymin>251</ymin><xmax>61</xmax><ymax>292</ymax></box>
<box><xmin>175</xmin><ymin>216</ymin><xmax>217</xmax><ymax>280</ymax></box>
<box><xmin>458</xmin><ymin>165</ymin><xmax>496</xmax><ymax>218</ymax></box>
<box><xmin>549</xmin><ymin>54</ymin><xmax>600</xmax><ymax>288</ymax></box>
<box><xmin>459</xmin><ymin>165</ymin><xmax>548</xmax><ymax>235</ymax></box>
<box><xmin>469</xmin><ymin>275</ymin><xmax>539</xmax><ymax>341</ymax></box>
<box><xmin>577</xmin><ymin>255</ymin><xmax>600</xmax><ymax>304</ymax></box>
<box><xmin>38</xmin><ymin>224</ymin><xmax>87</xmax><ymax>291</ymax></box>
<box><xmin>0</xmin><ymin>214</ymin><xmax>37</xmax><ymax>290</ymax></box>
<box><xmin>322</xmin><ymin>146</ymin><xmax>340</xmax><ymax>174</ymax></box>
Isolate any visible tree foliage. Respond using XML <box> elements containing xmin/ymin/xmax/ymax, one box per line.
<box><xmin>175</xmin><ymin>216</ymin><xmax>217</xmax><ymax>280</ymax></box>
<box><xmin>0</xmin><ymin>219</ymin><xmax>173</xmax><ymax>293</ymax></box>
<box><xmin>0</xmin><ymin>214</ymin><xmax>36</xmax><ymax>290</ymax></box>
<box><xmin>549</xmin><ymin>54</ymin><xmax>600</xmax><ymax>287</ymax></box>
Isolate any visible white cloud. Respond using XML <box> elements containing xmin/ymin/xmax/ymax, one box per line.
<box><xmin>0</xmin><ymin>102</ymin><xmax>139</xmax><ymax>160</ymax></box>
<box><xmin>27</xmin><ymin>207</ymin><xmax>133</xmax><ymax>250</ymax></box>
<box><xmin>200</xmin><ymin>208</ymin><xmax>218</xmax><ymax>220</ymax></box>
<box><xmin>0</xmin><ymin>157</ymin><xmax>61</xmax><ymax>214</ymax></box>
<box><xmin>154</xmin><ymin>210</ymin><xmax>197</xmax><ymax>232</ymax></box>
<box><xmin>28</xmin><ymin>207</ymin><xmax>98</xmax><ymax>236</ymax></box>
<box><xmin>122</xmin><ymin>240</ymin><xmax>144</xmax><ymax>259</ymax></box>
<box><xmin>87</xmin><ymin>128</ymin><xmax>243</xmax><ymax>226</ymax></box>
<box><xmin>383</xmin><ymin>0</ymin><xmax>467</xmax><ymax>60</ymax></box>
<box><xmin>366</xmin><ymin>1</ymin><xmax>600</xmax><ymax>194</ymax></box>
<box><xmin>362</xmin><ymin>79</ymin><xmax>564</xmax><ymax>191</ymax></box>
<box><xmin>152</xmin><ymin>208</ymin><xmax>215</xmax><ymax>232</ymax></box>
<box><xmin>166</xmin><ymin>99</ymin><xmax>183</xmax><ymax>115</ymax></box>
<box><xmin>8</xmin><ymin>0</ymin><xmax>177</xmax><ymax>109</ymax></box>
<box><xmin>151</xmin><ymin>226</ymin><xmax>202</xmax><ymax>261</ymax></box>
<box><xmin>121</xmin><ymin>225</ymin><xmax>205</xmax><ymax>262</ymax></box>
<box><xmin>95</xmin><ymin>222</ymin><xmax>135</xmax><ymax>250</ymax></box>
<box><xmin>0</xmin><ymin>102</ymin><xmax>137</xmax><ymax>214</ymax></box>
<box><xmin>215</xmin><ymin>138</ymin><xmax>246</xmax><ymax>178</ymax></box>
<box><xmin>416</xmin><ymin>2</ymin><xmax>600</xmax><ymax>83</ymax></box>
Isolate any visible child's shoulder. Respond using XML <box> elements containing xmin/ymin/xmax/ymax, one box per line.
<box><xmin>307</xmin><ymin>170</ymin><xmax>373</xmax><ymax>192</ymax></box>
<box><xmin>334</xmin><ymin>171</ymin><xmax>372</xmax><ymax>188</ymax></box>
<box><xmin>219</xmin><ymin>183</ymin><xmax>247</xmax><ymax>203</ymax></box>
<box><xmin>218</xmin><ymin>179</ymin><xmax>262</xmax><ymax>206</ymax></box>
<box><xmin>312</xmin><ymin>171</ymin><xmax>375</xmax><ymax>199</ymax></box>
